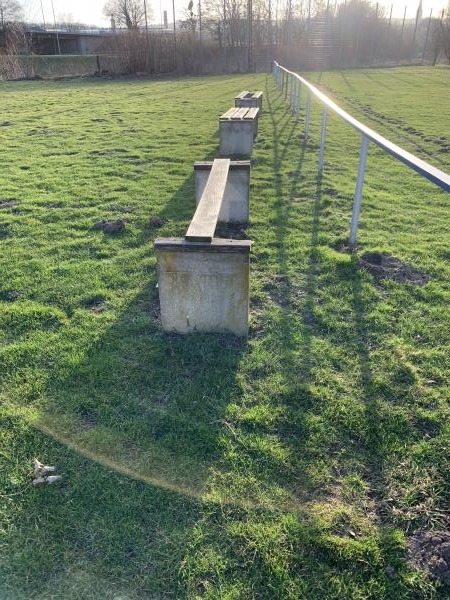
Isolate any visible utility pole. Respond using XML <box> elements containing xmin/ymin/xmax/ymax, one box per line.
<box><xmin>275</xmin><ymin>0</ymin><xmax>279</xmax><ymax>46</ymax></box>
<box><xmin>247</xmin><ymin>0</ymin><xmax>253</xmax><ymax>71</ymax></box>
<box><xmin>143</xmin><ymin>0</ymin><xmax>149</xmax><ymax>71</ymax></box>
<box><xmin>172</xmin><ymin>0</ymin><xmax>177</xmax><ymax>67</ymax></box>
<box><xmin>40</xmin><ymin>0</ymin><xmax>46</xmax><ymax>28</ymax></box>
<box><xmin>50</xmin><ymin>0</ymin><xmax>61</xmax><ymax>55</ymax></box>
<box><xmin>400</xmin><ymin>5</ymin><xmax>407</xmax><ymax>47</ymax></box>
<box><xmin>422</xmin><ymin>8</ymin><xmax>433</xmax><ymax>62</ymax></box>
<box><xmin>223</xmin><ymin>0</ymin><xmax>227</xmax><ymax>45</ymax></box>
<box><xmin>411</xmin><ymin>1</ymin><xmax>422</xmax><ymax>62</ymax></box>
<box><xmin>143</xmin><ymin>0</ymin><xmax>149</xmax><ymax>34</ymax></box>
<box><xmin>198</xmin><ymin>0</ymin><xmax>203</xmax><ymax>73</ymax></box>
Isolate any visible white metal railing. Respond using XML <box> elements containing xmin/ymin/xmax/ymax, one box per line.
<box><xmin>273</xmin><ymin>62</ymin><xmax>450</xmax><ymax>250</ymax></box>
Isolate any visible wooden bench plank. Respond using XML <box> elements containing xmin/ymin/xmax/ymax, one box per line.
<box><xmin>220</xmin><ymin>107</ymin><xmax>250</xmax><ymax>120</ymax></box>
<box><xmin>233</xmin><ymin>107</ymin><xmax>249</xmax><ymax>119</ymax></box>
<box><xmin>221</xmin><ymin>107</ymin><xmax>261</xmax><ymax>121</ymax></box>
<box><xmin>185</xmin><ymin>159</ymin><xmax>230</xmax><ymax>242</ymax></box>
<box><xmin>221</xmin><ymin>107</ymin><xmax>239</xmax><ymax>120</ymax></box>
<box><xmin>243</xmin><ymin>107</ymin><xmax>260</xmax><ymax>120</ymax></box>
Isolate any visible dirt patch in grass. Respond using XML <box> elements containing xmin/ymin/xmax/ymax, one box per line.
<box><xmin>148</xmin><ymin>215</ymin><xmax>168</xmax><ymax>228</ymax></box>
<box><xmin>359</xmin><ymin>252</ymin><xmax>429</xmax><ymax>285</ymax></box>
<box><xmin>0</xmin><ymin>290</ymin><xmax>24</xmax><ymax>301</ymax></box>
<box><xmin>408</xmin><ymin>530</ymin><xmax>450</xmax><ymax>585</ymax></box>
<box><xmin>0</xmin><ymin>200</ymin><xmax>19</xmax><ymax>209</ymax></box>
<box><xmin>81</xmin><ymin>295</ymin><xmax>109</xmax><ymax>313</ymax></box>
<box><xmin>92</xmin><ymin>219</ymin><xmax>128</xmax><ymax>234</ymax></box>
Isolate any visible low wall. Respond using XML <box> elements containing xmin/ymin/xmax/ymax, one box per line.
<box><xmin>0</xmin><ymin>54</ymin><xmax>98</xmax><ymax>80</ymax></box>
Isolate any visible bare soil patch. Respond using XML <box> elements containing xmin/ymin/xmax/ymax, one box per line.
<box><xmin>408</xmin><ymin>530</ymin><xmax>450</xmax><ymax>585</ymax></box>
<box><xmin>0</xmin><ymin>200</ymin><xmax>19</xmax><ymax>209</ymax></box>
<box><xmin>148</xmin><ymin>215</ymin><xmax>168</xmax><ymax>228</ymax></box>
<box><xmin>92</xmin><ymin>219</ymin><xmax>128</xmax><ymax>234</ymax></box>
<box><xmin>359</xmin><ymin>252</ymin><xmax>429</xmax><ymax>285</ymax></box>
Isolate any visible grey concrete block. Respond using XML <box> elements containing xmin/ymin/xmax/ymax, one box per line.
<box><xmin>219</xmin><ymin>120</ymin><xmax>254</xmax><ymax>157</ymax></box>
<box><xmin>194</xmin><ymin>161</ymin><xmax>250</xmax><ymax>223</ymax></box>
<box><xmin>235</xmin><ymin>91</ymin><xmax>263</xmax><ymax>114</ymax></box>
<box><xmin>154</xmin><ymin>239</ymin><xmax>251</xmax><ymax>336</ymax></box>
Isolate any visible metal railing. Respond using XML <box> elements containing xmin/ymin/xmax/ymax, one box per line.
<box><xmin>273</xmin><ymin>62</ymin><xmax>450</xmax><ymax>250</ymax></box>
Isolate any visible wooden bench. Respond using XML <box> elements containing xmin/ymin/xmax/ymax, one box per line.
<box><xmin>235</xmin><ymin>90</ymin><xmax>263</xmax><ymax>114</ymax></box>
<box><xmin>194</xmin><ymin>160</ymin><xmax>250</xmax><ymax>224</ymax></box>
<box><xmin>219</xmin><ymin>107</ymin><xmax>260</xmax><ymax>157</ymax></box>
<box><xmin>154</xmin><ymin>159</ymin><xmax>252</xmax><ymax>336</ymax></box>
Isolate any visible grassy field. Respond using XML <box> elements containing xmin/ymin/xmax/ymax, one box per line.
<box><xmin>0</xmin><ymin>67</ymin><xmax>449</xmax><ymax>599</ymax></box>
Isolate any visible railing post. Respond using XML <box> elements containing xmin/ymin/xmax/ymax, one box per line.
<box><xmin>291</xmin><ymin>76</ymin><xmax>295</xmax><ymax>112</ymax></box>
<box><xmin>305</xmin><ymin>91</ymin><xmax>311</xmax><ymax>140</ymax></box>
<box><xmin>298</xmin><ymin>80</ymin><xmax>301</xmax><ymax>113</ymax></box>
<box><xmin>289</xmin><ymin>74</ymin><xmax>292</xmax><ymax>109</ymax></box>
<box><xmin>294</xmin><ymin>79</ymin><xmax>299</xmax><ymax>117</ymax></box>
<box><xmin>318</xmin><ymin>108</ymin><xmax>328</xmax><ymax>173</ymax></box>
<box><xmin>349</xmin><ymin>135</ymin><xmax>369</xmax><ymax>251</ymax></box>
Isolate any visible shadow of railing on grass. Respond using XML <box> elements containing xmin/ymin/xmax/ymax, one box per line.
<box><xmin>263</xmin><ymin>76</ymin><xmax>391</xmax><ymax>519</ymax></box>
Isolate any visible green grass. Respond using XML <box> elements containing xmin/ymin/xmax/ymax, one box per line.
<box><xmin>0</xmin><ymin>67</ymin><xmax>449</xmax><ymax>598</ymax></box>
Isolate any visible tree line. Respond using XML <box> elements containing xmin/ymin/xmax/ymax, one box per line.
<box><xmin>1</xmin><ymin>0</ymin><xmax>450</xmax><ymax>73</ymax></box>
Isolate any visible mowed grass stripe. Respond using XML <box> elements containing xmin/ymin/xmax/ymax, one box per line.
<box><xmin>1</xmin><ymin>69</ymin><xmax>449</xmax><ymax>599</ymax></box>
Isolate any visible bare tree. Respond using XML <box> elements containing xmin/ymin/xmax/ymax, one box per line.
<box><xmin>440</xmin><ymin>17</ymin><xmax>450</xmax><ymax>63</ymax></box>
<box><xmin>180</xmin><ymin>0</ymin><xmax>198</xmax><ymax>32</ymax></box>
<box><xmin>103</xmin><ymin>0</ymin><xmax>148</xmax><ymax>30</ymax></box>
<box><xmin>0</xmin><ymin>0</ymin><xmax>23</xmax><ymax>27</ymax></box>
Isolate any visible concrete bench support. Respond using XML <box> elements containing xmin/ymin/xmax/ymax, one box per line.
<box><xmin>219</xmin><ymin>107</ymin><xmax>260</xmax><ymax>157</ymax></box>
<box><xmin>155</xmin><ymin>158</ymin><xmax>252</xmax><ymax>336</ymax></box>
<box><xmin>155</xmin><ymin>239</ymin><xmax>251</xmax><ymax>336</ymax></box>
<box><xmin>194</xmin><ymin>160</ymin><xmax>250</xmax><ymax>223</ymax></box>
<box><xmin>235</xmin><ymin>90</ymin><xmax>263</xmax><ymax>114</ymax></box>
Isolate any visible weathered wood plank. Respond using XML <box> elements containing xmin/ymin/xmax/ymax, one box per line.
<box><xmin>220</xmin><ymin>107</ymin><xmax>240</xmax><ymax>120</ymax></box>
<box><xmin>233</xmin><ymin>107</ymin><xmax>249</xmax><ymax>119</ymax></box>
<box><xmin>244</xmin><ymin>107</ymin><xmax>260</xmax><ymax>120</ymax></box>
<box><xmin>185</xmin><ymin>159</ymin><xmax>230</xmax><ymax>242</ymax></box>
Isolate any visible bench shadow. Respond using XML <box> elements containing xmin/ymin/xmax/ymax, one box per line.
<box><xmin>4</xmin><ymin>410</ymin><xmax>201</xmax><ymax>599</ymax></box>
<box><xmin>40</xmin><ymin>280</ymin><xmax>246</xmax><ymax>499</ymax></box>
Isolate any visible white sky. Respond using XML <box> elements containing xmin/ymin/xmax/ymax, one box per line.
<box><xmin>22</xmin><ymin>0</ymin><xmax>448</xmax><ymax>28</ymax></box>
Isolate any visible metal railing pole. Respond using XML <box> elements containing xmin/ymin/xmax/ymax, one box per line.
<box><xmin>290</xmin><ymin>73</ymin><xmax>294</xmax><ymax>109</ymax></box>
<box><xmin>349</xmin><ymin>135</ymin><xmax>370</xmax><ymax>250</ymax></box>
<box><xmin>305</xmin><ymin>91</ymin><xmax>311</xmax><ymax>140</ymax></box>
<box><xmin>318</xmin><ymin>108</ymin><xmax>328</xmax><ymax>173</ymax></box>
